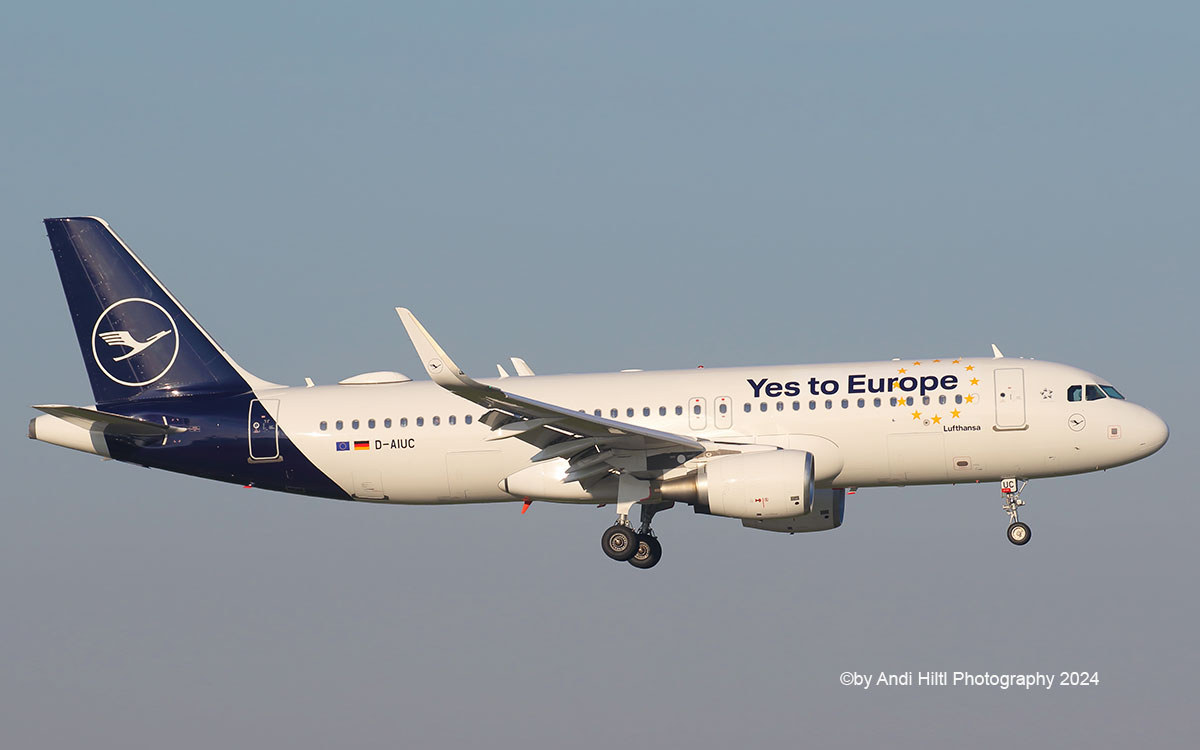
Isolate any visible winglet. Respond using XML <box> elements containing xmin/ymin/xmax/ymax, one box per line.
<box><xmin>510</xmin><ymin>357</ymin><xmax>535</xmax><ymax>376</ymax></box>
<box><xmin>396</xmin><ymin>308</ymin><xmax>485</xmax><ymax>391</ymax></box>
<box><xmin>991</xmin><ymin>344</ymin><xmax>1005</xmax><ymax>359</ymax></box>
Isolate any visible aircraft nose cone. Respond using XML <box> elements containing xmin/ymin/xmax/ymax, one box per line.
<box><xmin>1138</xmin><ymin>409</ymin><xmax>1169</xmax><ymax>458</ymax></box>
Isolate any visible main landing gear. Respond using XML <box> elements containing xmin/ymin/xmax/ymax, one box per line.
<box><xmin>601</xmin><ymin>502</ymin><xmax>668</xmax><ymax>569</ymax></box>
<box><xmin>1002</xmin><ymin>478</ymin><xmax>1031</xmax><ymax>546</ymax></box>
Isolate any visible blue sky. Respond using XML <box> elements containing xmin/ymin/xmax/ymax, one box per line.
<box><xmin>2</xmin><ymin>3</ymin><xmax>1197</xmax><ymax>747</ymax></box>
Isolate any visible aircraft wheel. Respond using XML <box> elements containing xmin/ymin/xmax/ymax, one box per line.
<box><xmin>602</xmin><ymin>525</ymin><xmax>638</xmax><ymax>561</ymax></box>
<box><xmin>628</xmin><ymin>535</ymin><xmax>663</xmax><ymax>570</ymax></box>
<box><xmin>1007</xmin><ymin>521</ymin><xmax>1031</xmax><ymax>546</ymax></box>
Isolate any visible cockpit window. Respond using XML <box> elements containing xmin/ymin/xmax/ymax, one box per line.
<box><xmin>1085</xmin><ymin>385</ymin><xmax>1106</xmax><ymax>401</ymax></box>
<box><xmin>1100</xmin><ymin>385</ymin><xmax>1125</xmax><ymax>400</ymax></box>
<box><xmin>1067</xmin><ymin>385</ymin><xmax>1082</xmax><ymax>402</ymax></box>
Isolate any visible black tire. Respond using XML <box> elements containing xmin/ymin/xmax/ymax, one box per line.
<box><xmin>628</xmin><ymin>534</ymin><xmax>663</xmax><ymax>569</ymax></box>
<box><xmin>1007</xmin><ymin>521</ymin><xmax>1031</xmax><ymax>546</ymax></box>
<box><xmin>601</xmin><ymin>525</ymin><xmax>638</xmax><ymax>561</ymax></box>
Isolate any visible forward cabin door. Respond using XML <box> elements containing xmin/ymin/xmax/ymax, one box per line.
<box><xmin>994</xmin><ymin>368</ymin><xmax>1027</xmax><ymax>430</ymax></box>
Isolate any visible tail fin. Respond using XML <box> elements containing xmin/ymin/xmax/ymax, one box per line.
<box><xmin>43</xmin><ymin>217</ymin><xmax>274</xmax><ymax>405</ymax></box>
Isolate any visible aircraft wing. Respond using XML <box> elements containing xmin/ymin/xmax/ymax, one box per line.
<box><xmin>397</xmin><ymin>308</ymin><xmax>704</xmax><ymax>485</ymax></box>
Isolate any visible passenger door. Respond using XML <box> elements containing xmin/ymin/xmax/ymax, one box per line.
<box><xmin>994</xmin><ymin>368</ymin><xmax>1027</xmax><ymax>430</ymax></box>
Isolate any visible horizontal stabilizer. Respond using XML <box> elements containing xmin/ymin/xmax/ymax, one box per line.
<box><xmin>32</xmin><ymin>404</ymin><xmax>185</xmax><ymax>437</ymax></box>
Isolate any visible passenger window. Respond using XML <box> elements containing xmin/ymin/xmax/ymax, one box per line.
<box><xmin>955</xmin><ymin>394</ymin><xmax>963</xmax><ymax>404</ymax></box>
<box><xmin>841</xmin><ymin>399</ymin><xmax>848</xmax><ymax>409</ymax></box>
<box><xmin>760</xmin><ymin>402</ymin><xmax>768</xmax><ymax>412</ymax></box>
<box><xmin>336</xmin><ymin>420</ymin><xmax>343</xmax><ymax>430</ymax></box>
<box><xmin>776</xmin><ymin>401</ymin><xmax>784</xmax><ymax>411</ymax></box>
<box><xmin>352</xmin><ymin>419</ymin><xmax>359</xmax><ymax>430</ymax></box>
<box><xmin>449</xmin><ymin>415</ymin><xmax>456</xmax><ymax>425</ymax></box>
<box><xmin>465</xmin><ymin>415</ymin><xmax>473</xmax><ymax>425</ymax></box>
<box><xmin>939</xmin><ymin>395</ymin><xmax>946</xmax><ymax>405</ymax></box>
<box><xmin>319</xmin><ymin>421</ymin><xmax>327</xmax><ymax>431</ymax></box>
<box><xmin>719</xmin><ymin>403</ymin><xmax>728</xmax><ymax>414</ymax></box>
<box><xmin>874</xmin><ymin>398</ymin><xmax>881</xmax><ymax>407</ymax></box>
<box><xmin>922</xmin><ymin>396</ymin><xmax>930</xmax><ymax>406</ymax></box>
<box><xmin>659</xmin><ymin>406</ymin><xmax>667</xmax><ymax>416</ymax></box>
<box><xmin>675</xmin><ymin>406</ymin><xmax>683</xmax><ymax>416</ymax></box>
<box><xmin>744</xmin><ymin>403</ymin><xmax>751</xmax><ymax>413</ymax></box>
<box><xmin>825</xmin><ymin>400</ymin><xmax>833</xmax><ymax>409</ymax></box>
<box><xmin>384</xmin><ymin>418</ymin><xmax>392</xmax><ymax>428</ymax></box>
<box><xmin>594</xmin><ymin>409</ymin><xmax>602</xmax><ymax>417</ymax></box>
<box><xmin>610</xmin><ymin>409</ymin><xmax>618</xmax><ymax>418</ymax></box>
<box><xmin>368</xmin><ymin>419</ymin><xmax>376</xmax><ymax>429</ymax></box>
<box><xmin>693</xmin><ymin>404</ymin><xmax>701</xmax><ymax>415</ymax></box>
<box><xmin>890</xmin><ymin>397</ymin><xmax>897</xmax><ymax>407</ymax></box>
<box><xmin>400</xmin><ymin>418</ymin><xmax>408</xmax><ymax>427</ymax></box>
<box><xmin>1086</xmin><ymin>385</ymin><xmax>1106</xmax><ymax>401</ymax></box>
<box><xmin>416</xmin><ymin>417</ymin><xmax>424</xmax><ymax>427</ymax></box>
<box><xmin>627</xmin><ymin>408</ymin><xmax>634</xmax><ymax>417</ymax></box>
<box><xmin>1067</xmin><ymin>385</ymin><xmax>1082</xmax><ymax>402</ymax></box>
<box><xmin>643</xmin><ymin>407</ymin><xmax>651</xmax><ymax>417</ymax></box>
<box><xmin>857</xmin><ymin>398</ymin><xmax>865</xmax><ymax>408</ymax></box>
<box><xmin>433</xmin><ymin>416</ymin><xmax>440</xmax><ymax>426</ymax></box>
<box><xmin>809</xmin><ymin>401</ymin><xmax>817</xmax><ymax>410</ymax></box>
<box><xmin>793</xmin><ymin>401</ymin><xmax>801</xmax><ymax>411</ymax></box>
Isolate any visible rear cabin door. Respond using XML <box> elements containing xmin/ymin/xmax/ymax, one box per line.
<box><xmin>248</xmin><ymin>399</ymin><xmax>281</xmax><ymax>461</ymax></box>
<box><xmin>994</xmin><ymin>368</ymin><xmax>1027</xmax><ymax>430</ymax></box>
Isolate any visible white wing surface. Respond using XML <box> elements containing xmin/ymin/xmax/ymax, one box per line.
<box><xmin>396</xmin><ymin>308</ymin><xmax>704</xmax><ymax>486</ymax></box>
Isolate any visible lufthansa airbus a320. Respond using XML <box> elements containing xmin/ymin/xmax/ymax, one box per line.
<box><xmin>29</xmin><ymin>217</ymin><xmax>1169</xmax><ymax>568</ymax></box>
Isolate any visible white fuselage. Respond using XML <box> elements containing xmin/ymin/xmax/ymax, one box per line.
<box><xmin>267</xmin><ymin>357</ymin><xmax>1168</xmax><ymax>504</ymax></box>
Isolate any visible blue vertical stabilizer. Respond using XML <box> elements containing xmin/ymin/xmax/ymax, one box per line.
<box><xmin>44</xmin><ymin>217</ymin><xmax>258</xmax><ymax>404</ymax></box>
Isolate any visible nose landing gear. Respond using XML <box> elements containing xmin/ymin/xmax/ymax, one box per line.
<box><xmin>1002</xmin><ymin>478</ymin><xmax>1031</xmax><ymax>546</ymax></box>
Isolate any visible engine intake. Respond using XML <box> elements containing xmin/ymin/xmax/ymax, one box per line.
<box><xmin>659</xmin><ymin>450</ymin><xmax>814</xmax><ymax>520</ymax></box>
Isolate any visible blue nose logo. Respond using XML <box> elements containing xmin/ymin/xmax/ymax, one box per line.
<box><xmin>91</xmin><ymin>298</ymin><xmax>179</xmax><ymax>387</ymax></box>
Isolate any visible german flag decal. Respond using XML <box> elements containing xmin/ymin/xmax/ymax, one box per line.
<box><xmin>354</xmin><ymin>441</ymin><xmax>370</xmax><ymax>450</ymax></box>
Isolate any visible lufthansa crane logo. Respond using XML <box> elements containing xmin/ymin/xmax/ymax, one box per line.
<box><xmin>91</xmin><ymin>298</ymin><xmax>179</xmax><ymax>387</ymax></box>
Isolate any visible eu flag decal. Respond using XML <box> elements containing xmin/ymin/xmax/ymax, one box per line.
<box><xmin>336</xmin><ymin>441</ymin><xmax>350</xmax><ymax>452</ymax></box>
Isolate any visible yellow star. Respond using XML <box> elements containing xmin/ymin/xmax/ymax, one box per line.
<box><xmin>964</xmin><ymin>395</ymin><xmax>975</xmax><ymax>403</ymax></box>
<box><xmin>931</xmin><ymin>414</ymin><xmax>942</xmax><ymax>424</ymax></box>
<box><xmin>913</xmin><ymin>361</ymin><xmax>921</xmax><ymax>366</ymax></box>
<box><xmin>933</xmin><ymin>359</ymin><xmax>941</xmax><ymax>363</ymax></box>
<box><xmin>964</xmin><ymin>365</ymin><xmax>975</xmax><ymax>371</ymax></box>
<box><xmin>912</xmin><ymin>411</ymin><xmax>922</xmax><ymax>420</ymax></box>
<box><xmin>970</xmin><ymin>377</ymin><xmax>979</xmax><ymax>386</ymax></box>
<box><xmin>951</xmin><ymin>409</ymin><xmax>961</xmax><ymax>418</ymax></box>
<box><xmin>898</xmin><ymin>368</ymin><xmax>907</xmax><ymax>374</ymax></box>
<box><xmin>952</xmin><ymin>359</ymin><xmax>961</xmax><ymax>364</ymax></box>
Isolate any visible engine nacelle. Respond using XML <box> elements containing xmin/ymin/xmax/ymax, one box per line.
<box><xmin>660</xmin><ymin>450</ymin><xmax>814</xmax><ymax>520</ymax></box>
<box><xmin>742</xmin><ymin>488</ymin><xmax>846</xmax><ymax>533</ymax></box>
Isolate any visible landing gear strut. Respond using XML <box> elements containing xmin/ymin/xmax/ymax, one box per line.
<box><xmin>1002</xmin><ymin>478</ymin><xmax>1031</xmax><ymax>546</ymax></box>
<box><xmin>628</xmin><ymin>503</ymin><xmax>666</xmax><ymax>569</ymax></box>
<box><xmin>599</xmin><ymin>475</ymin><xmax>671</xmax><ymax>569</ymax></box>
